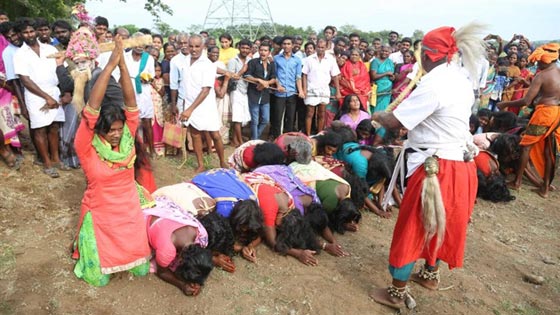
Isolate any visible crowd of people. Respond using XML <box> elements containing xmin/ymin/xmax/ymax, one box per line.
<box><xmin>1</xmin><ymin>8</ymin><xmax>559</xmax><ymax>311</ymax></box>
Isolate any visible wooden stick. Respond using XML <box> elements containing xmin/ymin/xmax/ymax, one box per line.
<box><xmin>47</xmin><ymin>35</ymin><xmax>153</xmax><ymax>58</ymax></box>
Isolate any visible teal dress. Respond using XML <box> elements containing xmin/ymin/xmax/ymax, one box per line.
<box><xmin>370</xmin><ymin>58</ymin><xmax>395</xmax><ymax>113</ymax></box>
<box><xmin>334</xmin><ymin>142</ymin><xmax>368</xmax><ymax>180</ymax></box>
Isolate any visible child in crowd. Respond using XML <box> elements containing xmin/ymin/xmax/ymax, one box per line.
<box><xmin>151</xmin><ymin>62</ymin><xmax>165</xmax><ymax>157</ymax></box>
<box><xmin>512</xmin><ymin>55</ymin><xmax>533</xmax><ymax>118</ymax></box>
<box><xmin>488</xmin><ymin>58</ymin><xmax>509</xmax><ymax>111</ymax></box>
<box><xmin>502</xmin><ymin>52</ymin><xmax>521</xmax><ymax>114</ymax></box>
<box><xmin>476</xmin><ymin>108</ymin><xmax>492</xmax><ymax>133</ymax></box>
<box><xmin>356</xmin><ymin>119</ymin><xmax>375</xmax><ymax>146</ymax></box>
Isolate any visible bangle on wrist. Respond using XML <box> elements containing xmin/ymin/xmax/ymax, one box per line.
<box><xmin>322</xmin><ymin>242</ymin><xmax>327</xmax><ymax>250</ymax></box>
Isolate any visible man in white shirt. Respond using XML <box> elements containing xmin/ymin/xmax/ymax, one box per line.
<box><xmin>389</xmin><ymin>37</ymin><xmax>412</xmax><ymax>65</ymax></box>
<box><xmin>124</xmin><ymin>32</ymin><xmax>155</xmax><ymax>154</ymax></box>
<box><xmin>370</xmin><ymin>24</ymin><xmax>483</xmax><ymax>310</ymax></box>
<box><xmin>302</xmin><ymin>39</ymin><xmax>341</xmax><ymax>135</ymax></box>
<box><xmin>169</xmin><ymin>33</ymin><xmax>189</xmax><ymax>115</ymax></box>
<box><xmin>1</xmin><ymin>21</ymin><xmax>26</xmax><ymax>119</ymax></box>
<box><xmin>178</xmin><ymin>35</ymin><xmax>227</xmax><ymax>173</ymax></box>
<box><xmin>227</xmin><ymin>39</ymin><xmax>251</xmax><ymax>147</ymax></box>
<box><xmin>13</xmin><ymin>18</ymin><xmax>65</xmax><ymax>178</ymax></box>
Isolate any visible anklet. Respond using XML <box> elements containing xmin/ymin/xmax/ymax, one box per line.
<box><xmin>417</xmin><ymin>266</ymin><xmax>440</xmax><ymax>281</ymax></box>
<box><xmin>387</xmin><ymin>284</ymin><xmax>409</xmax><ymax>299</ymax></box>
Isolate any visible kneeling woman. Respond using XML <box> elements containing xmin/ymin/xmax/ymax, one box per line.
<box><xmin>144</xmin><ymin>196</ymin><xmax>214</xmax><ymax>296</ymax></box>
<box><xmin>72</xmin><ymin>37</ymin><xmax>151</xmax><ymax>286</ymax></box>
<box><xmin>334</xmin><ymin>142</ymin><xmax>398</xmax><ymax>218</ymax></box>
<box><xmin>288</xmin><ymin>141</ymin><xmax>362</xmax><ymax>233</ymax></box>
<box><xmin>241</xmin><ymin>171</ymin><xmax>320</xmax><ymax>265</ymax></box>
<box><xmin>191</xmin><ymin>169</ymin><xmax>264</xmax><ymax>264</ymax></box>
<box><xmin>252</xmin><ymin>142</ymin><xmax>349</xmax><ymax>258</ymax></box>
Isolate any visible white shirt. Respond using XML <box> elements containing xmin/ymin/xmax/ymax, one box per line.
<box><xmin>2</xmin><ymin>44</ymin><xmax>19</xmax><ymax>80</ymax></box>
<box><xmin>406</xmin><ymin>62</ymin><xmax>420</xmax><ymax>80</ymax></box>
<box><xmin>181</xmin><ymin>55</ymin><xmax>220</xmax><ymax>131</ymax></box>
<box><xmin>124</xmin><ymin>51</ymin><xmax>155</xmax><ymax>115</ymax></box>
<box><xmin>182</xmin><ymin>54</ymin><xmax>216</xmax><ymax>108</ymax></box>
<box><xmin>294</xmin><ymin>50</ymin><xmax>305</xmax><ymax>61</ymax></box>
<box><xmin>302</xmin><ymin>53</ymin><xmax>340</xmax><ymax>91</ymax></box>
<box><xmin>96</xmin><ymin>51</ymin><xmax>121</xmax><ymax>81</ymax></box>
<box><xmin>13</xmin><ymin>42</ymin><xmax>63</xmax><ymax>128</ymax></box>
<box><xmin>393</xmin><ymin>62</ymin><xmax>474</xmax><ymax>176</ymax></box>
<box><xmin>389</xmin><ymin>51</ymin><xmax>403</xmax><ymax>64</ymax></box>
<box><xmin>227</xmin><ymin>55</ymin><xmax>249</xmax><ymax>93</ymax></box>
<box><xmin>473</xmin><ymin>57</ymin><xmax>489</xmax><ymax>90</ymax></box>
<box><xmin>169</xmin><ymin>52</ymin><xmax>189</xmax><ymax>100</ymax></box>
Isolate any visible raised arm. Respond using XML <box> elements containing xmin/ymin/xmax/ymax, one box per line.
<box><xmin>118</xmin><ymin>45</ymin><xmax>137</xmax><ymax>109</ymax></box>
<box><xmin>88</xmin><ymin>35</ymin><xmax>123</xmax><ymax>111</ymax></box>
<box><xmin>497</xmin><ymin>74</ymin><xmax>542</xmax><ymax>110</ymax></box>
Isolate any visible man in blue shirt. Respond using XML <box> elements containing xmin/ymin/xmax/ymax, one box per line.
<box><xmin>271</xmin><ymin>36</ymin><xmax>305</xmax><ymax>139</ymax></box>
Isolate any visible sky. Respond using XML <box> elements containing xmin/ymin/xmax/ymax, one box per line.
<box><xmin>87</xmin><ymin>0</ymin><xmax>559</xmax><ymax>41</ymax></box>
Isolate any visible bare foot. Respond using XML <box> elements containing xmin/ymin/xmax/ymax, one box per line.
<box><xmin>410</xmin><ymin>273</ymin><xmax>439</xmax><ymax>290</ymax></box>
<box><xmin>506</xmin><ymin>181</ymin><xmax>520</xmax><ymax>190</ymax></box>
<box><xmin>194</xmin><ymin>165</ymin><xmax>206</xmax><ymax>174</ymax></box>
<box><xmin>368</xmin><ymin>287</ymin><xmax>404</xmax><ymax>310</ymax></box>
<box><xmin>550</xmin><ymin>184</ymin><xmax>556</xmax><ymax>191</ymax></box>
<box><xmin>534</xmin><ymin>188</ymin><xmax>549</xmax><ymax>199</ymax></box>
<box><xmin>220</xmin><ymin>162</ymin><xmax>230</xmax><ymax>169</ymax></box>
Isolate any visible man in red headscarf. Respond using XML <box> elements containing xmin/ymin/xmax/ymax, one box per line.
<box><xmin>369</xmin><ymin>24</ymin><xmax>484</xmax><ymax>310</ymax></box>
<box><xmin>498</xmin><ymin>43</ymin><xmax>560</xmax><ymax>198</ymax></box>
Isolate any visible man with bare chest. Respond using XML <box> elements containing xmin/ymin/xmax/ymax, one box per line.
<box><xmin>498</xmin><ymin>43</ymin><xmax>560</xmax><ymax>198</ymax></box>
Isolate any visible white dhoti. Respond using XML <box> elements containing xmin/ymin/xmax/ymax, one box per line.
<box><xmin>304</xmin><ymin>86</ymin><xmax>330</xmax><ymax>106</ymax></box>
<box><xmin>230</xmin><ymin>89</ymin><xmax>251</xmax><ymax>123</ymax></box>
<box><xmin>179</xmin><ymin>98</ymin><xmax>220</xmax><ymax>132</ymax></box>
<box><xmin>25</xmin><ymin>86</ymin><xmax>65</xmax><ymax>129</ymax></box>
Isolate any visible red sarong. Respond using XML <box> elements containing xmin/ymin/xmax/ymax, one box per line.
<box><xmin>389</xmin><ymin>159</ymin><xmax>477</xmax><ymax>269</ymax></box>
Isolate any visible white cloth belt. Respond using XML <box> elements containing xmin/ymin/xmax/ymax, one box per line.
<box><xmin>380</xmin><ymin>139</ymin><xmax>477</xmax><ymax>211</ymax></box>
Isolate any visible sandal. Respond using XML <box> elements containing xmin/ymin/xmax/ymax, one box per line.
<box><xmin>1</xmin><ymin>150</ymin><xmax>21</xmax><ymax>170</ymax></box>
<box><xmin>43</xmin><ymin>167</ymin><xmax>60</xmax><ymax>178</ymax></box>
<box><xmin>54</xmin><ymin>162</ymin><xmax>72</xmax><ymax>171</ymax></box>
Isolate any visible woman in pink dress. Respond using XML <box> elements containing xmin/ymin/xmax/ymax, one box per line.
<box><xmin>335</xmin><ymin>94</ymin><xmax>370</xmax><ymax>130</ymax></box>
<box><xmin>391</xmin><ymin>50</ymin><xmax>415</xmax><ymax>100</ymax></box>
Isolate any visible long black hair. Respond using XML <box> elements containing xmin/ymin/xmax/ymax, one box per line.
<box><xmin>334</xmin><ymin>94</ymin><xmax>365</xmax><ymax>120</ymax></box>
<box><xmin>304</xmin><ymin>203</ymin><xmax>329</xmax><ymax>235</ymax></box>
<box><xmin>314</xmin><ymin>131</ymin><xmax>342</xmax><ymax>154</ymax></box>
<box><xmin>133</xmin><ymin>135</ymin><xmax>153</xmax><ymax>182</ymax></box>
<box><xmin>489</xmin><ymin>134</ymin><xmax>521</xmax><ymax>172</ymax></box>
<box><xmin>476</xmin><ymin>170</ymin><xmax>515</xmax><ymax>202</ymax></box>
<box><xmin>229</xmin><ymin>200</ymin><xmax>264</xmax><ymax>246</ymax></box>
<box><xmin>346</xmin><ymin>145</ymin><xmax>394</xmax><ymax>184</ymax></box>
<box><xmin>342</xmin><ymin>170</ymin><xmax>368</xmax><ymax>209</ymax></box>
<box><xmin>329</xmin><ymin>198</ymin><xmax>362</xmax><ymax>234</ymax></box>
<box><xmin>199</xmin><ymin>212</ymin><xmax>235</xmax><ymax>257</ymax></box>
<box><xmin>275</xmin><ymin>211</ymin><xmax>320</xmax><ymax>254</ymax></box>
<box><xmin>253</xmin><ymin>142</ymin><xmax>285</xmax><ymax>166</ymax></box>
<box><xmin>326</xmin><ymin>121</ymin><xmax>357</xmax><ymax>144</ymax></box>
<box><xmin>175</xmin><ymin>244</ymin><xmax>213</xmax><ymax>285</ymax></box>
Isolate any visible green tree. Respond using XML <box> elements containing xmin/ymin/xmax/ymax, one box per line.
<box><xmin>154</xmin><ymin>21</ymin><xmax>181</xmax><ymax>36</ymax></box>
<box><xmin>5</xmin><ymin>0</ymin><xmax>72</xmax><ymax>22</ymax></box>
<box><xmin>4</xmin><ymin>0</ymin><xmax>172</xmax><ymax>23</ymax></box>
<box><xmin>113</xmin><ymin>24</ymin><xmax>139</xmax><ymax>35</ymax></box>
<box><xmin>412</xmin><ymin>29</ymin><xmax>425</xmax><ymax>42</ymax></box>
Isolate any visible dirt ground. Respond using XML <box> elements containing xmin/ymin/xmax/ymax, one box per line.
<box><xmin>1</xmin><ymin>140</ymin><xmax>559</xmax><ymax>315</ymax></box>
